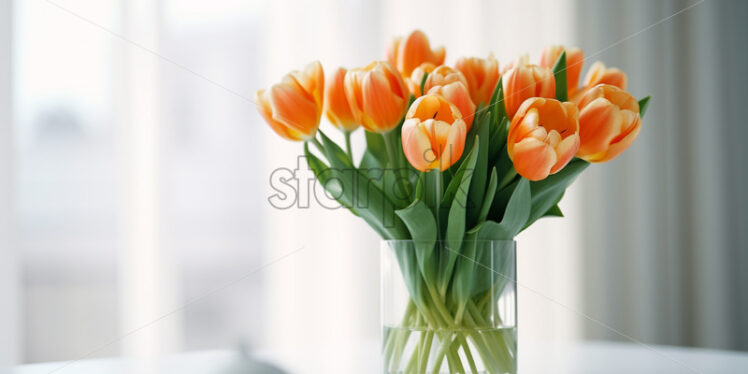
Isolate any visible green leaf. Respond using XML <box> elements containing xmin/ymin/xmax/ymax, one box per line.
<box><xmin>359</xmin><ymin>149</ymin><xmax>382</xmax><ymax>170</ymax></box>
<box><xmin>304</xmin><ymin>143</ymin><xmax>358</xmax><ymax>216</ymax></box>
<box><xmin>442</xmin><ymin>148</ymin><xmax>477</xmax><ymax>209</ymax></box>
<box><xmin>526</xmin><ymin>158</ymin><xmax>588</xmax><ymax>229</ymax></box>
<box><xmin>453</xmin><ymin>109</ymin><xmax>480</xmax><ymax>170</ymax></box>
<box><xmin>467</xmin><ymin>239</ymin><xmax>514</xmax><ymax>299</ymax></box>
<box><xmin>552</xmin><ymin>51</ymin><xmax>568</xmax><ymax>102</ymax></box>
<box><xmin>467</xmin><ymin>118</ymin><xmax>490</xmax><ymax>226</ymax></box>
<box><xmin>477</xmin><ymin>167</ymin><xmax>498</xmax><ymax>224</ymax></box>
<box><xmin>638</xmin><ymin>96</ymin><xmax>651</xmax><ymax>118</ymax></box>
<box><xmin>392</xmin><ymin>175</ymin><xmax>436</xmax><ymax>315</ymax></box>
<box><xmin>489</xmin><ymin>76</ymin><xmax>507</xmax><ymax>127</ymax></box>
<box><xmin>544</xmin><ymin>204</ymin><xmax>564</xmax><ymax>218</ymax></box>
<box><xmin>449</xmin><ymin>230</ymin><xmax>479</xmax><ymax>320</ymax></box>
<box><xmin>364</xmin><ymin>130</ymin><xmax>387</xmax><ymax>165</ymax></box>
<box><xmin>478</xmin><ymin>178</ymin><xmax>531</xmax><ymax>240</ymax></box>
<box><xmin>422</xmin><ymin>169</ymin><xmax>440</xmax><ymax>213</ymax></box>
<box><xmin>439</xmin><ymin>138</ymin><xmax>480</xmax><ymax>294</ymax></box>
<box><xmin>396</xmin><ymin>198</ymin><xmax>438</xmax><ymax>284</ymax></box>
<box><xmin>390</xmin><ymin>241</ymin><xmax>428</xmax><ymax>310</ymax></box>
<box><xmin>359</xmin><ymin>150</ymin><xmax>384</xmax><ymax>190</ymax></box>
<box><xmin>305</xmin><ymin>142</ymin><xmax>409</xmax><ymax>240</ymax></box>
<box><xmin>488</xmin><ymin>117</ymin><xmax>509</xmax><ymax>166</ymax></box>
<box><xmin>318</xmin><ymin>130</ymin><xmax>353</xmax><ymax>168</ymax></box>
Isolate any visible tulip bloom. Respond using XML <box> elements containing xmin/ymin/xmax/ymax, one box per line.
<box><xmin>507</xmin><ymin>98</ymin><xmax>580</xmax><ymax>181</ymax></box>
<box><xmin>575</xmin><ymin>84</ymin><xmax>641</xmax><ymax>162</ymax></box>
<box><xmin>405</xmin><ymin>62</ymin><xmax>437</xmax><ymax>97</ymax></box>
<box><xmin>422</xmin><ymin>65</ymin><xmax>468</xmax><ymax>94</ymax></box>
<box><xmin>324</xmin><ymin>67</ymin><xmax>358</xmax><ymax>132</ymax></box>
<box><xmin>401</xmin><ymin>94</ymin><xmax>467</xmax><ymax>171</ymax></box>
<box><xmin>344</xmin><ymin>61</ymin><xmax>409</xmax><ymax>133</ymax></box>
<box><xmin>539</xmin><ymin>45</ymin><xmax>584</xmax><ymax>94</ymax></box>
<box><xmin>386</xmin><ymin>30</ymin><xmax>446</xmax><ymax>77</ymax></box>
<box><xmin>455</xmin><ymin>54</ymin><xmax>500</xmax><ymax>106</ymax></box>
<box><xmin>255</xmin><ymin>61</ymin><xmax>324</xmax><ymax>141</ymax></box>
<box><xmin>427</xmin><ymin>82</ymin><xmax>476</xmax><ymax>131</ymax></box>
<box><xmin>502</xmin><ymin>64</ymin><xmax>556</xmax><ymax>119</ymax></box>
<box><xmin>583</xmin><ymin>61</ymin><xmax>627</xmax><ymax>90</ymax></box>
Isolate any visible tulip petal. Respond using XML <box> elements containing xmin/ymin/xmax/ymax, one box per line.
<box><xmin>402</xmin><ymin>119</ymin><xmax>436</xmax><ymax>171</ymax></box>
<box><xmin>584</xmin><ymin>62</ymin><xmax>627</xmax><ymax>90</ymax></box>
<box><xmin>601</xmin><ymin>121</ymin><xmax>641</xmax><ymax>162</ymax></box>
<box><xmin>577</xmin><ymin>97</ymin><xmax>622</xmax><ymax>158</ymax></box>
<box><xmin>512</xmin><ymin>137</ymin><xmax>556</xmax><ymax>181</ymax></box>
<box><xmin>550</xmin><ymin>133</ymin><xmax>580</xmax><ymax>174</ymax></box>
<box><xmin>296</xmin><ymin>60</ymin><xmax>324</xmax><ymax>106</ymax></box>
<box><xmin>597</xmin><ymin>111</ymin><xmax>641</xmax><ymax>162</ymax></box>
<box><xmin>256</xmin><ymin>89</ymin><xmax>294</xmax><ymax>140</ymax></box>
<box><xmin>324</xmin><ymin>67</ymin><xmax>357</xmax><ymax>131</ymax></box>
<box><xmin>269</xmin><ymin>83</ymin><xmax>320</xmax><ymax>139</ymax></box>
<box><xmin>362</xmin><ymin>69</ymin><xmax>405</xmax><ymax>131</ymax></box>
<box><xmin>440</xmin><ymin>119</ymin><xmax>466</xmax><ymax>171</ymax></box>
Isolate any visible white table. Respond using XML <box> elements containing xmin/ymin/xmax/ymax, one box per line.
<box><xmin>6</xmin><ymin>341</ymin><xmax>748</xmax><ymax>374</ymax></box>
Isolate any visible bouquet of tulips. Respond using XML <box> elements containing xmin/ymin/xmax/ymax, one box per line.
<box><xmin>256</xmin><ymin>30</ymin><xmax>649</xmax><ymax>373</ymax></box>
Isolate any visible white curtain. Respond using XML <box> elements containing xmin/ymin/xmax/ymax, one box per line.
<box><xmin>574</xmin><ymin>0</ymin><xmax>748</xmax><ymax>350</ymax></box>
<box><xmin>1</xmin><ymin>0</ymin><xmax>20</xmax><ymax>367</ymax></box>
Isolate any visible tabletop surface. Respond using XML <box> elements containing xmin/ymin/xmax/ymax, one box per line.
<box><xmin>6</xmin><ymin>340</ymin><xmax>748</xmax><ymax>374</ymax></box>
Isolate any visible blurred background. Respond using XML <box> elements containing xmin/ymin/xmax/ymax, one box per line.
<box><xmin>0</xmin><ymin>0</ymin><xmax>746</xmax><ymax>371</ymax></box>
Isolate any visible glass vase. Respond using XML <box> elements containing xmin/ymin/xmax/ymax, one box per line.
<box><xmin>381</xmin><ymin>240</ymin><xmax>517</xmax><ymax>374</ymax></box>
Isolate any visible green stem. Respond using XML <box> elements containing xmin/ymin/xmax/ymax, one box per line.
<box><xmin>427</xmin><ymin>170</ymin><xmax>443</xmax><ymax>237</ymax></box>
<box><xmin>497</xmin><ymin>166</ymin><xmax>518</xmax><ymax>190</ymax></box>
<box><xmin>459</xmin><ymin>334</ymin><xmax>480</xmax><ymax>374</ymax></box>
<box><xmin>426</xmin><ymin>285</ymin><xmax>453</xmax><ymax>328</ymax></box>
<box><xmin>384</xmin><ymin>300</ymin><xmax>415</xmax><ymax>371</ymax></box>
<box><xmin>344</xmin><ymin>130</ymin><xmax>353</xmax><ymax>160</ymax></box>
<box><xmin>310</xmin><ymin>137</ymin><xmax>325</xmax><ymax>154</ymax></box>
<box><xmin>382</xmin><ymin>128</ymin><xmax>412</xmax><ymax>198</ymax></box>
<box><xmin>418</xmin><ymin>330</ymin><xmax>434</xmax><ymax>373</ymax></box>
<box><xmin>404</xmin><ymin>313</ymin><xmax>424</xmax><ymax>373</ymax></box>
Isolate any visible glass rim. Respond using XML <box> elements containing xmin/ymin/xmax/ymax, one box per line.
<box><xmin>382</xmin><ymin>239</ymin><xmax>516</xmax><ymax>244</ymax></box>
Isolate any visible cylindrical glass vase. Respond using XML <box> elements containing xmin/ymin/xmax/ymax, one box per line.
<box><xmin>381</xmin><ymin>240</ymin><xmax>517</xmax><ymax>374</ymax></box>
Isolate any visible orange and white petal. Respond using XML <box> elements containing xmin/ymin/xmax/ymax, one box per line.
<box><xmin>577</xmin><ymin>98</ymin><xmax>622</xmax><ymax>158</ymax></box>
<box><xmin>439</xmin><ymin>119</ymin><xmax>466</xmax><ymax>170</ymax></box>
<box><xmin>402</xmin><ymin>119</ymin><xmax>435</xmax><ymax>172</ymax></box>
<box><xmin>268</xmin><ymin>83</ymin><xmax>320</xmax><ymax>139</ymax></box>
<box><xmin>550</xmin><ymin>134</ymin><xmax>581</xmax><ymax>174</ymax></box>
<box><xmin>512</xmin><ymin>137</ymin><xmax>556</xmax><ymax>181</ymax></box>
<box><xmin>362</xmin><ymin>69</ymin><xmax>405</xmax><ymax>132</ymax></box>
<box><xmin>602</xmin><ymin>122</ymin><xmax>640</xmax><ymax>162</ymax></box>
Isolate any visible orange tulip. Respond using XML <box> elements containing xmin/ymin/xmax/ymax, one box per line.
<box><xmin>583</xmin><ymin>61</ymin><xmax>627</xmax><ymax>90</ymax></box>
<box><xmin>507</xmin><ymin>98</ymin><xmax>580</xmax><ymax>181</ymax></box>
<box><xmin>344</xmin><ymin>61</ymin><xmax>409</xmax><ymax>133</ymax></box>
<box><xmin>427</xmin><ymin>82</ymin><xmax>476</xmax><ymax>131</ymax></box>
<box><xmin>423</xmin><ymin>65</ymin><xmax>468</xmax><ymax>94</ymax></box>
<box><xmin>324</xmin><ymin>67</ymin><xmax>358</xmax><ymax>132</ymax></box>
<box><xmin>454</xmin><ymin>54</ymin><xmax>500</xmax><ymax>106</ymax></box>
<box><xmin>539</xmin><ymin>45</ymin><xmax>584</xmax><ymax>94</ymax></box>
<box><xmin>401</xmin><ymin>94</ymin><xmax>467</xmax><ymax>172</ymax></box>
<box><xmin>575</xmin><ymin>84</ymin><xmax>641</xmax><ymax>162</ymax></box>
<box><xmin>405</xmin><ymin>62</ymin><xmax>437</xmax><ymax>97</ymax></box>
<box><xmin>386</xmin><ymin>30</ymin><xmax>446</xmax><ymax>77</ymax></box>
<box><xmin>502</xmin><ymin>64</ymin><xmax>556</xmax><ymax>119</ymax></box>
<box><xmin>255</xmin><ymin>61</ymin><xmax>324</xmax><ymax>141</ymax></box>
